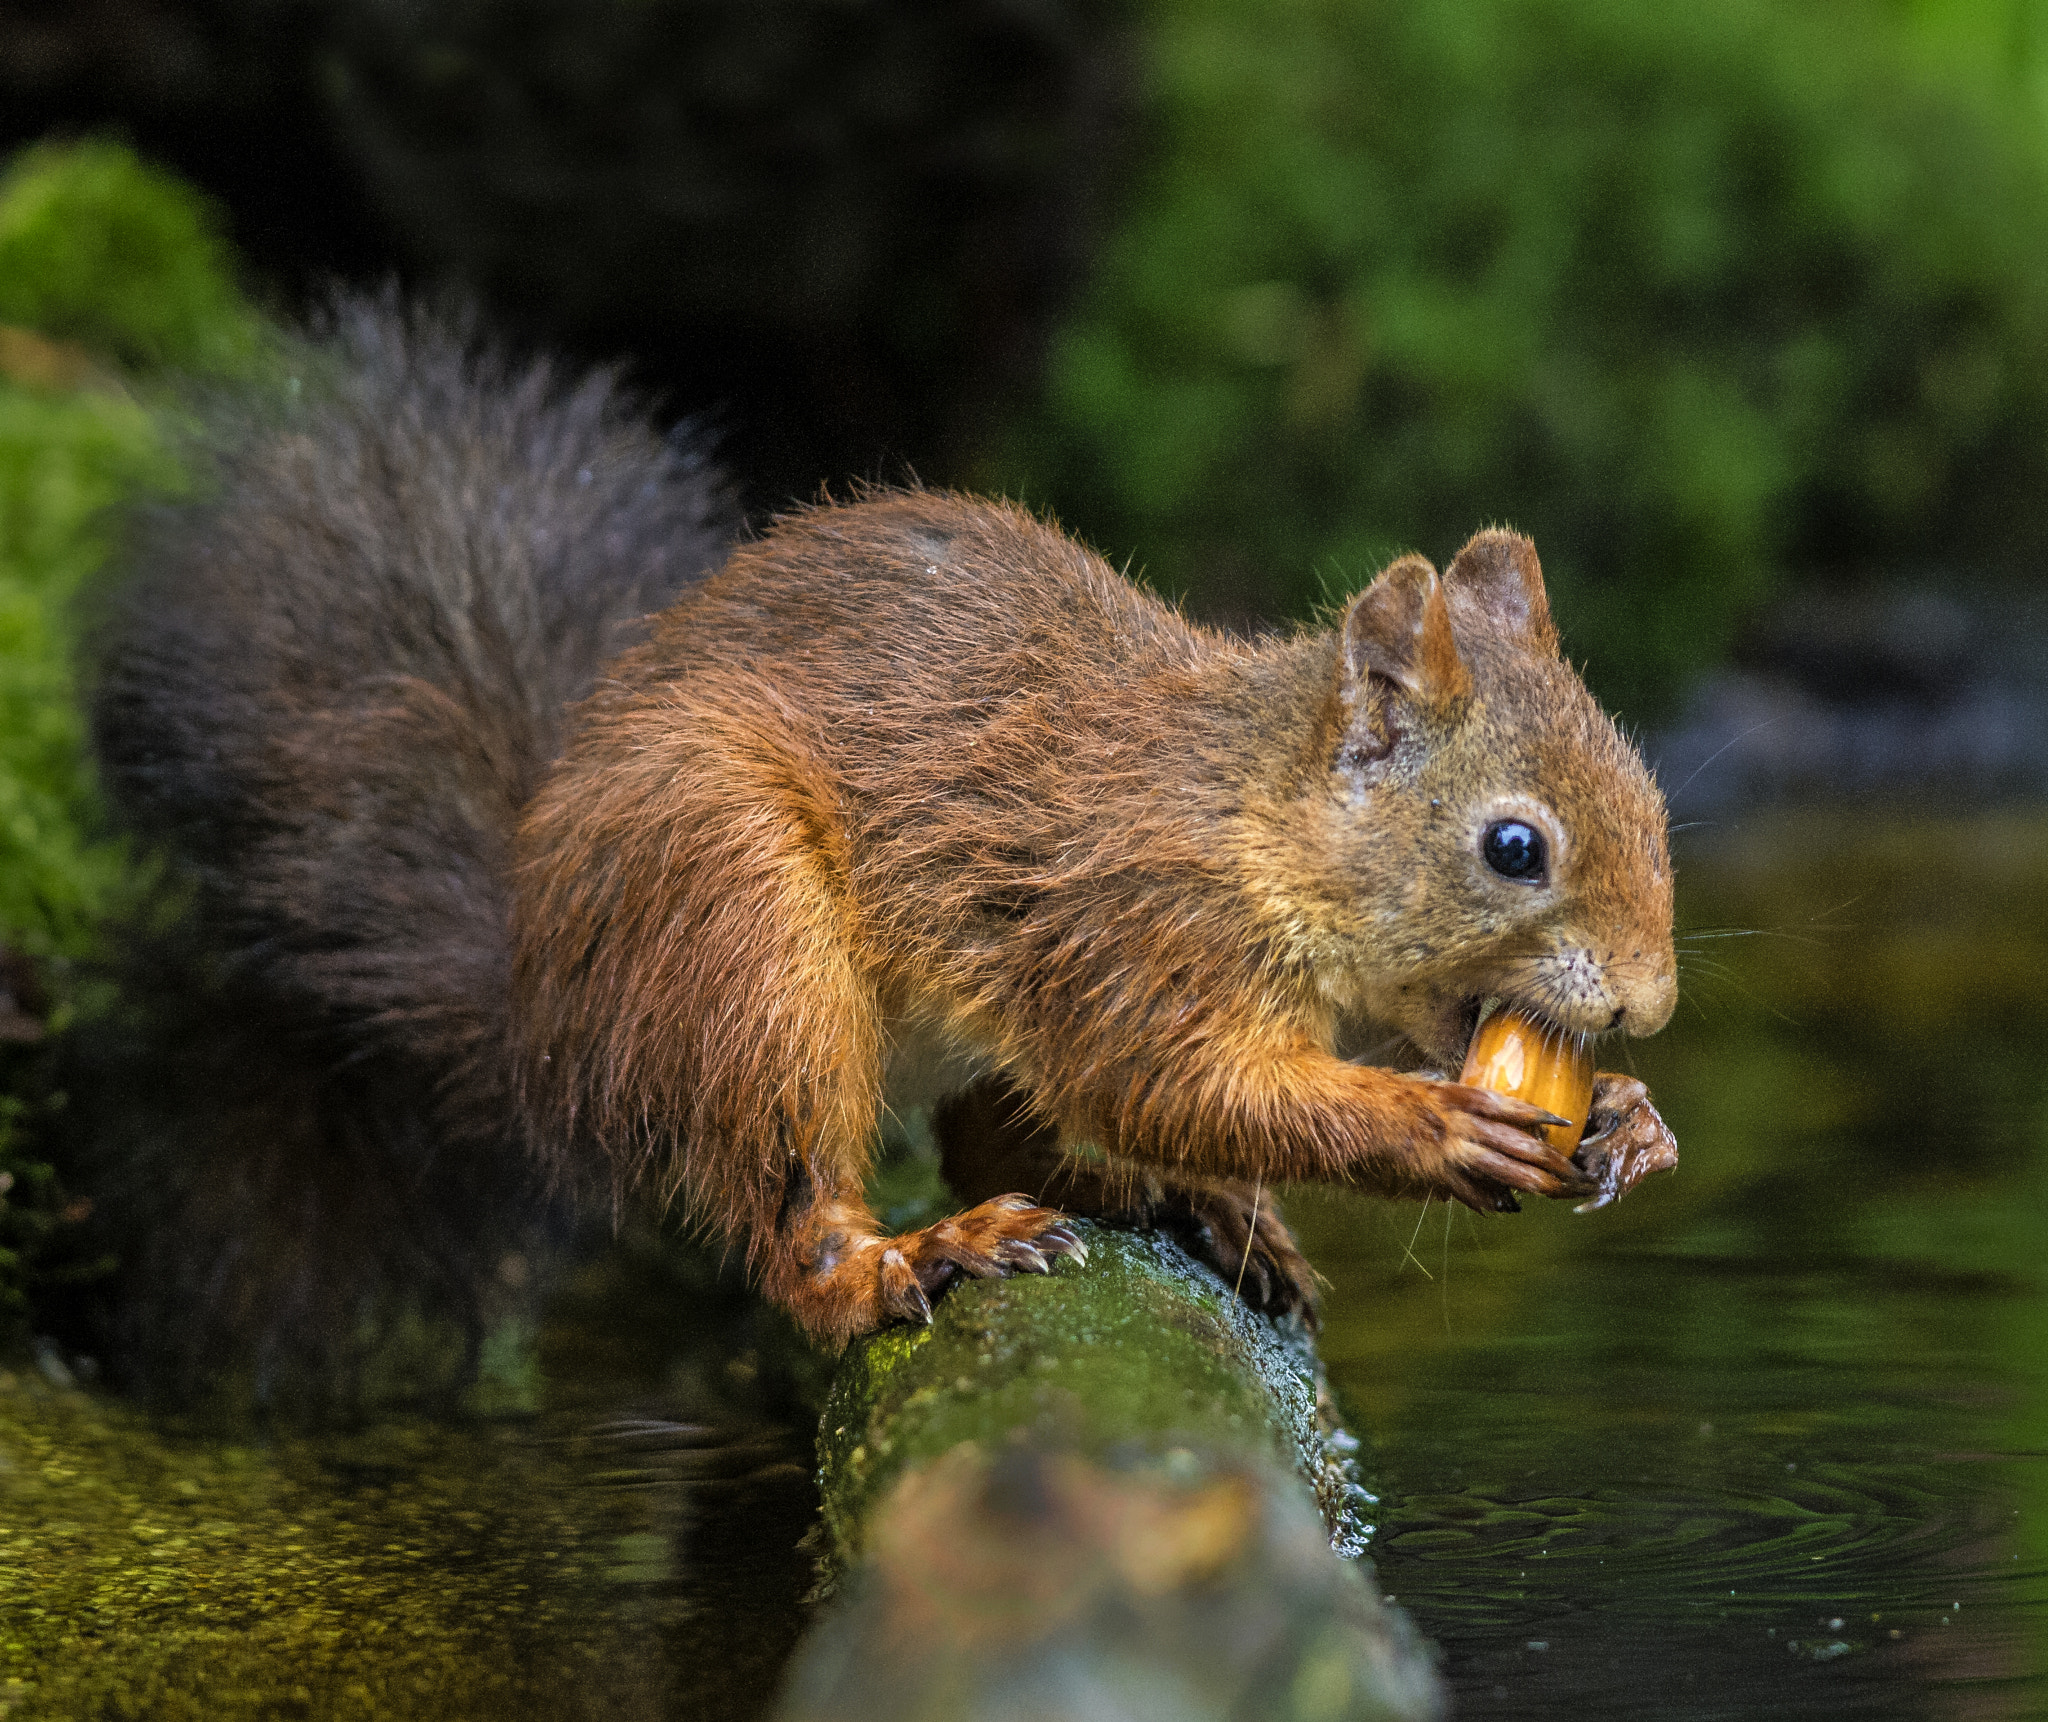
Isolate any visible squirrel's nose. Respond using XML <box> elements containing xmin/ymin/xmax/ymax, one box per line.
<box><xmin>1616</xmin><ymin>962</ymin><xmax>1677</xmax><ymax>1037</ymax></box>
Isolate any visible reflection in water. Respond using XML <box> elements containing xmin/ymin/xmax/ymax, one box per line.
<box><xmin>569</xmin><ymin>1415</ymin><xmax>818</xmax><ymax>1721</ymax></box>
<box><xmin>1292</xmin><ymin>808</ymin><xmax>2048</xmax><ymax>1719</ymax></box>
<box><xmin>0</xmin><ymin>1387</ymin><xmax>819</xmax><ymax>1720</ymax></box>
<box><xmin>0</xmin><ymin>1223</ymin><xmax>824</xmax><ymax>1720</ymax></box>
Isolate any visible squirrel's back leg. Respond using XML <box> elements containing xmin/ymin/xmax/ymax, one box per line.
<box><xmin>513</xmin><ymin>669</ymin><xmax>1079</xmax><ymax>1348</ymax></box>
<box><xmin>932</xmin><ymin>1076</ymin><xmax>1318</xmax><ymax>1323</ymax></box>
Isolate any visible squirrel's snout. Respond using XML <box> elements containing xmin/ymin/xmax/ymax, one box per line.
<box><xmin>1539</xmin><ymin>943</ymin><xmax>1677</xmax><ymax>1039</ymax></box>
<box><xmin>1614</xmin><ymin>962</ymin><xmax>1678</xmax><ymax>1037</ymax></box>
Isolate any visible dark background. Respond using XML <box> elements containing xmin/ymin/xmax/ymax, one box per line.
<box><xmin>0</xmin><ymin>0</ymin><xmax>1138</xmax><ymax>514</ymax></box>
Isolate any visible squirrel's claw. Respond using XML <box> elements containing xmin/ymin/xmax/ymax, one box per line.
<box><xmin>1033</xmin><ymin>1223</ymin><xmax>1088</xmax><ymax>1265</ymax></box>
<box><xmin>1434</xmin><ymin>1081</ymin><xmax>1571</xmax><ymax>1133</ymax></box>
<box><xmin>994</xmin><ymin>1239</ymin><xmax>1052</xmax><ymax>1274</ymax></box>
<box><xmin>879</xmin><ymin>1247</ymin><xmax>935</xmax><ymax>1324</ymax></box>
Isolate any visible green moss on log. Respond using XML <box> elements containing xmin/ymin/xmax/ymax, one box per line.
<box><xmin>816</xmin><ymin>1222</ymin><xmax>1373</xmax><ymax>1576</ymax></box>
<box><xmin>791</xmin><ymin>1222</ymin><xmax>1441</xmax><ymax>1722</ymax></box>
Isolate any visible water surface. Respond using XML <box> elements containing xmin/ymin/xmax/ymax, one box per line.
<box><xmin>1292</xmin><ymin>807</ymin><xmax>2048</xmax><ymax>1718</ymax></box>
<box><xmin>8</xmin><ymin>806</ymin><xmax>2046</xmax><ymax>1718</ymax></box>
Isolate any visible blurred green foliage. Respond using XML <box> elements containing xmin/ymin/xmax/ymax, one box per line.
<box><xmin>0</xmin><ymin>139</ymin><xmax>269</xmax><ymax>377</ymax></box>
<box><xmin>0</xmin><ymin>384</ymin><xmax>172</xmax><ymax>967</ymax></box>
<box><xmin>990</xmin><ymin>0</ymin><xmax>2048</xmax><ymax>716</ymax></box>
<box><xmin>0</xmin><ymin>140</ymin><xmax>265</xmax><ymax>1339</ymax></box>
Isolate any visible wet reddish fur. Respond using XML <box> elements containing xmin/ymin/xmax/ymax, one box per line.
<box><xmin>513</xmin><ymin>491</ymin><xmax>1677</xmax><ymax>1348</ymax></box>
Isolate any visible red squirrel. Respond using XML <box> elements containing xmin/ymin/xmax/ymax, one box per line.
<box><xmin>92</xmin><ymin>300</ymin><xmax>1676</xmax><ymax>1376</ymax></box>
<box><xmin>513</xmin><ymin>489</ymin><xmax>1677</xmax><ymax>1346</ymax></box>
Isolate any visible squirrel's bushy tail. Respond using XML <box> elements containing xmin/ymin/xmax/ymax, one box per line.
<box><xmin>72</xmin><ymin>296</ymin><xmax>736</xmax><ymax>1407</ymax></box>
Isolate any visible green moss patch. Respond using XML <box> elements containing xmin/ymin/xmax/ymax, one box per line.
<box><xmin>0</xmin><ymin>1372</ymin><xmax>681</xmax><ymax>1720</ymax></box>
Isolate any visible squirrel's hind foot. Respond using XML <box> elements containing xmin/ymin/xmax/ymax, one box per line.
<box><xmin>931</xmin><ymin>1075</ymin><xmax>1320</xmax><ymax>1326</ymax></box>
<box><xmin>1160</xmin><ymin>1182</ymin><xmax>1320</xmax><ymax>1326</ymax></box>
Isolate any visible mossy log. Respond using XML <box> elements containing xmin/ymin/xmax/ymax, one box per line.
<box><xmin>774</xmin><ymin>1223</ymin><xmax>1445</xmax><ymax>1722</ymax></box>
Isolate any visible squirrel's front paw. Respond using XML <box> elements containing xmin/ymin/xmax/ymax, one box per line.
<box><xmin>1414</xmin><ymin>1078</ymin><xmax>1598</xmax><ymax>1213</ymax></box>
<box><xmin>1570</xmin><ymin>1074</ymin><xmax>1678</xmax><ymax>1211</ymax></box>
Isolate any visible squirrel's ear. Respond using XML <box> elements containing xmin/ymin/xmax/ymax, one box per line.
<box><xmin>1342</xmin><ymin>553</ymin><xmax>1472</xmax><ymax>711</ymax></box>
<box><xmin>1443</xmin><ymin>529</ymin><xmax>1558</xmax><ymax>655</ymax></box>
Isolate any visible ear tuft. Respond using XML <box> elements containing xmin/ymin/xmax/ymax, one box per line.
<box><xmin>1342</xmin><ymin>553</ymin><xmax>1472</xmax><ymax>711</ymax></box>
<box><xmin>1443</xmin><ymin>529</ymin><xmax>1558</xmax><ymax>654</ymax></box>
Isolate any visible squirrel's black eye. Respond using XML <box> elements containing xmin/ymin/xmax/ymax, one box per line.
<box><xmin>1482</xmin><ymin>819</ymin><xmax>1546</xmax><ymax>881</ymax></box>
